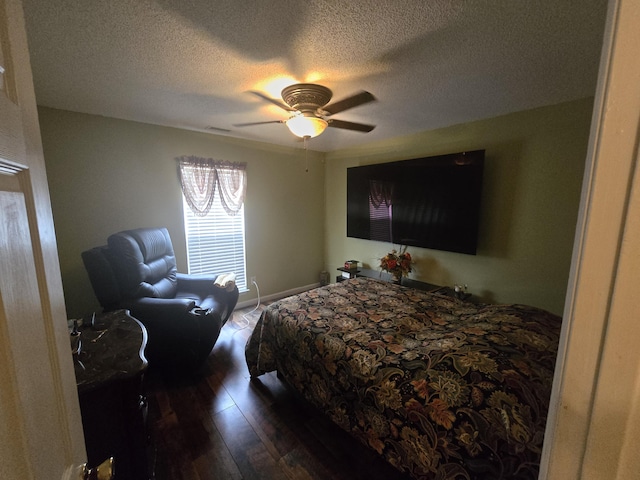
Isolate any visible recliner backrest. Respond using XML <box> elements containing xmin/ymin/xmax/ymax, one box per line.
<box><xmin>81</xmin><ymin>245</ymin><xmax>122</xmax><ymax>310</ymax></box>
<box><xmin>107</xmin><ymin>227</ymin><xmax>178</xmax><ymax>300</ymax></box>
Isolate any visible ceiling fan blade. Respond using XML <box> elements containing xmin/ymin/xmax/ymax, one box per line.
<box><xmin>249</xmin><ymin>91</ymin><xmax>295</xmax><ymax>112</ymax></box>
<box><xmin>322</xmin><ymin>91</ymin><xmax>376</xmax><ymax>115</ymax></box>
<box><xmin>328</xmin><ymin>119</ymin><xmax>376</xmax><ymax>132</ymax></box>
<box><xmin>233</xmin><ymin>120</ymin><xmax>284</xmax><ymax>127</ymax></box>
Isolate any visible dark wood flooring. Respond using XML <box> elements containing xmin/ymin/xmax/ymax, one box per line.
<box><xmin>144</xmin><ymin>304</ymin><xmax>412</xmax><ymax>480</ymax></box>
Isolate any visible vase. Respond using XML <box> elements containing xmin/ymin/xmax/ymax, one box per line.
<box><xmin>391</xmin><ymin>273</ymin><xmax>402</xmax><ymax>284</ymax></box>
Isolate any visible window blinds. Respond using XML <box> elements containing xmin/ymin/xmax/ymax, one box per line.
<box><xmin>183</xmin><ymin>195</ymin><xmax>247</xmax><ymax>292</ymax></box>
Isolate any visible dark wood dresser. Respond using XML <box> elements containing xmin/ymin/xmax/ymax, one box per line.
<box><xmin>73</xmin><ymin>309</ymin><xmax>152</xmax><ymax>479</ymax></box>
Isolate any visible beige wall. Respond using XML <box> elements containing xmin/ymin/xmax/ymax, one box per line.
<box><xmin>40</xmin><ymin>98</ymin><xmax>591</xmax><ymax>319</ymax></box>
<box><xmin>38</xmin><ymin>107</ymin><xmax>325</xmax><ymax>318</ymax></box>
<box><xmin>325</xmin><ymin>98</ymin><xmax>593</xmax><ymax>315</ymax></box>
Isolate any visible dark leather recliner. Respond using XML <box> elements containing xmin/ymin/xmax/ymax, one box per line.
<box><xmin>81</xmin><ymin>227</ymin><xmax>239</xmax><ymax>369</ymax></box>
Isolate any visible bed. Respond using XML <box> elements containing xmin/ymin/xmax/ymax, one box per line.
<box><xmin>245</xmin><ymin>277</ymin><xmax>561</xmax><ymax>480</ymax></box>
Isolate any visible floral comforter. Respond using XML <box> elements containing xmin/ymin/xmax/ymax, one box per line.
<box><xmin>245</xmin><ymin>277</ymin><xmax>561</xmax><ymax>480</ymax></box>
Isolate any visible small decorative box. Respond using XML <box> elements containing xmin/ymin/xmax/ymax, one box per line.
<box><xmin>344</xmin><ymin>260</ymin><xmax>359</xmax><ymax>270</ymax></box>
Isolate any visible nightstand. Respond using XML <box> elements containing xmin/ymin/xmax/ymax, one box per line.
<box><xmin>73</xmin><ymin>309</ymin><xmax>152</xmax><ymax>479</ymax></box>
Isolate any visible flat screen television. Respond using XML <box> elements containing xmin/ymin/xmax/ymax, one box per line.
<box><xmin>347</xmin><ymin>150</ymin><xmax>484</xmax><ymax>255</ymax></box>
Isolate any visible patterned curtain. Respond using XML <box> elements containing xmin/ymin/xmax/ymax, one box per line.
<box><xmin>178</xmin><ymin>156</ymin><xmax>247</xmax><ymax>216</ymax></box>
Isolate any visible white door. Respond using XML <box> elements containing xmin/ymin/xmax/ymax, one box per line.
<box><xmin>0</xmin><ymin>0</ymin><xmax>86</xmax><ymax>479</ymax></box>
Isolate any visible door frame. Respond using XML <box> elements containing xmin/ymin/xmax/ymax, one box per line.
<box><xmin>540</xmin><ymin>0</ymin><xmax>640</xmax><ymax>478</ymax></box>
<box><xmin>0</xmin><ymin>0</ymin><xmax>86</xmax><ymax>478</ymax></box>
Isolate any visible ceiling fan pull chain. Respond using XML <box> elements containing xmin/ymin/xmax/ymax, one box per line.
<box><xmin>304</xmin><ymin>136</ymin><xmax>309</xmax><ymax>173</ymax></box>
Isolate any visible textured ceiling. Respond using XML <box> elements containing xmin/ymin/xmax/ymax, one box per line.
<box><xmin>21</xmin><ymin>0</ymin><xmax>608</xmax><ymax>152</ymax></box>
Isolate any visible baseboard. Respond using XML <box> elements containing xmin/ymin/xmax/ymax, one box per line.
<box><xmin>235</xmin><ymin>282</ymin><xmax>320</xmax><ymax>310</ymax></box>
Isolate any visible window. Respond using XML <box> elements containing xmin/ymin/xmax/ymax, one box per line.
<box><xmin>179</xmin><ymin>157</ymin><xmax>248</xmax><ymax>292</ymax></box>
<box><xmin>182</xmin><ymin>195</ymin><xmax>247</xmax><ymax>292</ymax></box>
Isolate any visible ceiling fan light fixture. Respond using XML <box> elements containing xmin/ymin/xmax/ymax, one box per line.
<box><xmin>285</xmin><ymin>115</ymin><xmax>328</xmax><ymax>138</ymax></box>
<box><xmin>237</xmin><ymin>83</ymin><xmax>376</xmax><ymax>138</ymax></box>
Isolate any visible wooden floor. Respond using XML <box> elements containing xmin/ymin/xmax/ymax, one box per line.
<box><xmin>145</xmin><ymin>304</ymin><xmax>412</xmax><ymax>480</ymax></box>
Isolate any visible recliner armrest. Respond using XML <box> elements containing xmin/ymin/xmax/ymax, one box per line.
<box><xmin>176</xmin><ymin>273</ymin><xmax>219</xmax><ymax>298</ymax></box>
<box><xmin>125</xmin><ymin>296</ymin><xmax>197</xmax><ymax>317</ymax></box>
<box><xmin>176</xmin><ymin>273</ymin><xmax>239</xmax><ymax>326</ymax></box>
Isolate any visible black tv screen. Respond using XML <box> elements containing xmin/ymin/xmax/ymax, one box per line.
<box><xmin>347</xmin><ymin>150</ymin><xmax>484</xmax><ymax>255</ymax></box>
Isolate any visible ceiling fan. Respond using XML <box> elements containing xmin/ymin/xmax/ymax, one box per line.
<box><xmin>234</xmin><ymin>83</ymin><xmax>376</xmax><ymax>139</ymax></box>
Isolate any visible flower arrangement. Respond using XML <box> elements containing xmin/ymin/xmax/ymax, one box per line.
<box><xmin>379</xmin><ymin>245</ymin><xmax>412</xmax><ymax>280</ymax></box>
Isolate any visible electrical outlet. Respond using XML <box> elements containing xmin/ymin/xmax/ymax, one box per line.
<box><xmin>250</xmin><ymin>276</ymin><xmax>256</xmax><ymax>285</ymax></box>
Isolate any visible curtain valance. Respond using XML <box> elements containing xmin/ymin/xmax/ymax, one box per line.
<box><xmin>178</xmin><ymin>156</ymin><xmax>247</xmax><ymax>216</ymax></box>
